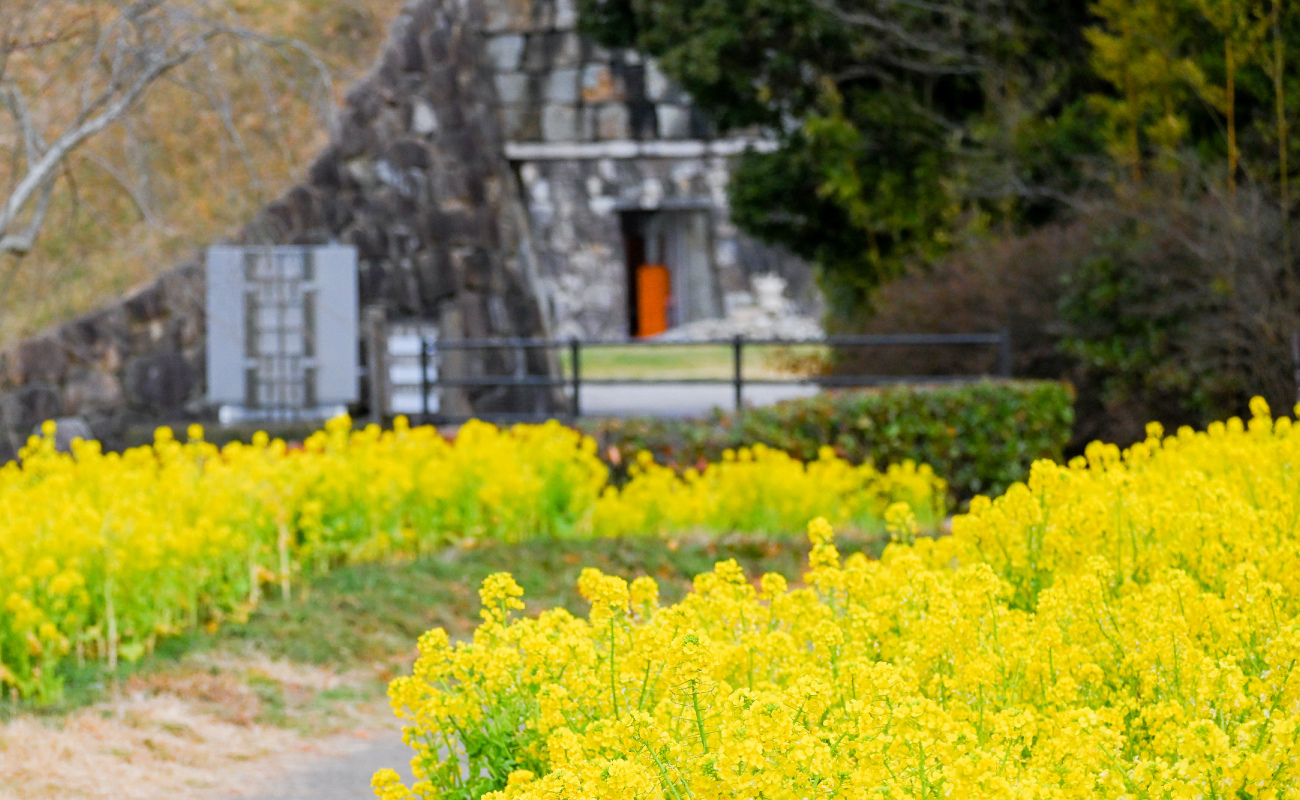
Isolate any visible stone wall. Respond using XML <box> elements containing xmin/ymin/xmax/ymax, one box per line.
<box><xmin>242</xmin><ymin>0</ymin><xmax>555</xmax><ymax>413</ymax></box>
<box><xmin>481</xmin><ymin>0</ymin><xmax>710</xmax><ymax>145</ymax></box>
<box><xmin>0</xmin><ymin>0</ymin><xmax>554</xmax><ymax>462</ymax></box>
<box><xmin>483</xmin><ymin>0</ymin><xmax>820</xmax><ymax>338</ymax></box>
<box><xmin>0</xmin><ymin>265</ymin><xmax>204</xmax><ymax>462</ymax></box>
<box><xmin>514</xmin><ymin>146</ymin><xmax>818</xmax><ymax>338</ymax></box>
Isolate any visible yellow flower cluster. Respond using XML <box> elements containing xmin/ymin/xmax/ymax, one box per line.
<box><xmin>593</xmin><ymin>445</ymin><xmax>946</xmax><ymax>537</ymax></box>
<box><xmin>0</xmin><ymin>417</ymin><xmax>940</xmax><ymax>703</ymax></box>
<box><xmin>378</xmin><ymin>398</ymin><xmax>1300</xmax><ymax>800</ymax></box>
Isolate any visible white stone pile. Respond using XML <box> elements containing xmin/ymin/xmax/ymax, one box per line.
<box><xmin>653</xmin><ymin>273</ymin><xmax>823</xmax><ymax>342</ymax></box>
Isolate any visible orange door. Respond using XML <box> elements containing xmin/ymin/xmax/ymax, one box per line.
<box><xmin>636</xmin><ymin>264</ymin><xmax>670</xmax><ymax>337</ymax></box>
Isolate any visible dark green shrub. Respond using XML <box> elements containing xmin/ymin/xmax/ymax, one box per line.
<box><xmin>584</xmin><ymin>380</ymin><xmax>1074</xmax><ymax>504</ymax></box>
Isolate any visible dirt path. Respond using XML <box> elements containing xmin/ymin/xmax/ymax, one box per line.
<box><xmin>0</xmin><ymin>655</ymin><xmax>415</xmax><ymax>800</ymax></box>
<box><xmin>230</xmin><ymin>730</ymin><xmax>414</xmax><ymax>800</ymax></box>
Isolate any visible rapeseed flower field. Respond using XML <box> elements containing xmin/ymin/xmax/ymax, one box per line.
<box><xmin>0</xmin><ymin>416</ymin><xmax>942</xmax><ymax>703</ymax></box>
<box><xmin>377</xmin><ymin>398</ymin><xmax>1300</xmax><ymax>800</ymax></box>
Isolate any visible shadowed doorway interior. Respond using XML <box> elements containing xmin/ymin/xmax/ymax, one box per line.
<box><xmin>621</xmin><ymin>209</ymin><xmax>720</xmax><ymax>338</ymax></box>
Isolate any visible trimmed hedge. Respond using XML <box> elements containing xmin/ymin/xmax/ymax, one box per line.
<box><xmin>583</xmin><ymin>380</ymin><xmax>1074</xmax><ymax>503</ymax></box>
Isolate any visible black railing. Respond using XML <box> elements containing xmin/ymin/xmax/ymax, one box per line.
<box><xmin>398</xmin><ymin>332</ymin><xmax>1011</xmax><ymax>422</ymax></box>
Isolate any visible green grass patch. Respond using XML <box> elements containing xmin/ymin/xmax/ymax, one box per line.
<box><xmin>215</xmin><ymin>532</ymin><xmax>887</xmax><ymax>665</ymax></box>
<box><xmin>4</xmin><ymin>532</ymin><xmax>886</xmax><ymax>720</ymax></box>
<box><xmin>558</xmin><ymin>343</ymin><xmax>828</xmax><ymax>380</ymax></box>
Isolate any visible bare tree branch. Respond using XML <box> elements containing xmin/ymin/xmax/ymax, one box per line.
<box><xmin>0</xmin><ymin>170</ymin><xmax>54</xmax><ymax>254</ymax></box>
<box><xmin>0</xmin><ymin>82</ymin><xmax>45</xmax><ymax>165</ymax></box>
<box><xmin>812</xmin><ymin>0</ymin><xmax>1002</xmax><ymax>68</ymax></box>
<box><xmin>822</xmin><ymin>5</ymin><xmax>971</xmax><ymax>62</ymax></box>
<box><xmin>0</xmin><ymin>1</ymin><xmax>332</xmax><ymax>257</ymax></box>
<box><xmin>0</xmin><ymin>40</ymin><xmax>194</xmax><ymax>253</ymax></box>
<box><xmin>77</xmin><ymin>148</ymin><xmax>169</xmax><ymax>231</ymax></box>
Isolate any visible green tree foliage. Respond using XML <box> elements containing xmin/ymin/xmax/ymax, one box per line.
<box><xmin>1063</xmin><ymin>0</ymin><xmax>1300</xmax><ymax>435</ymax></box>
<box><xmin>580</xmin><ymin>0</ymin><xmax>1300</xmax><ymax>303</ymax></box>
<box><xmin>583</xmin><ymin>0</ymin><xmax>1300</xmax><ymax>440</ymax></box>
<box><xmin>1085</xmin><ymin>0</ymin><xmax>1204</xmax><ymax>178</ymax></box>
<box><xmin>578</xmin><ymin>0</ymin><xmax>1103</xmax><ymax>322</ymax></box>
<box><xmin>1085</xmin><ymin>0</ymin><xmax>1288</xmax><ymax>187</ymax></box>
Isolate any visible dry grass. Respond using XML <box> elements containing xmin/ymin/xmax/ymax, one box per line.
<box><xmin>0</xmin><ymin>0</ymin><xmax>406</xmax><ymax>347</ymax></box>
<box><xmin>0</xmin><ymin>654</ymin><xmax>398</xmax><ymax>800</ymax></box>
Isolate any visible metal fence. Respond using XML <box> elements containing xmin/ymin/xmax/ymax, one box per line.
<box><xmin>387</xmin><ymin>331</ymin><xmax>1011</xmax><ymax>423</ymax></box>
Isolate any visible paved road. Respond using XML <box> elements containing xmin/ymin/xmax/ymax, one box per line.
<box><xmin>239</xmin><ymin>732</ymin><xmax>414</xmax><ymax>800</ymax></box>
<box><xmin>577</xmin><ymin>382</ymin><xmax>819</xmax><ymax>418</ymax></box>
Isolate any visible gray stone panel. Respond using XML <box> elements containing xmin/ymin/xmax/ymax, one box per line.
<box><xmin>657</xmin><ymin>105</ymin><xmax>692</xmax><ymax>139</ymax></box>
<box><xmin>545</xmin><ymin>69</ymin><xmax>579</xmax><ymax>103</ymax></box>
<box><xmin>494</xmin><ymin>72</ymin><xmax>529</xmax><ymax>105</ymax></box>
<box><xmin>644</xmin><ymin>61</ymin><xmax>670</xmax><ymax>102</ymax></box>
<box><xmin>499</xmin><ymin>104</ymin><xmax>529</xmax><ymax>139</ymax></box>
<box><xmin>410</xmin><ymin>100</ymin><xmax>439</xmax><ymax>135</ymax></box>
<box><xmin>205</xmin><ymin>246</ymin><xmax>245</xmax><ymax>406</ymax></box>
<box><xmin>313</xmin><ymin>246</ymin><xmax>361</xmax><ymax>405</ymax></box>
<box><xmin>483</xmin><ymin>0</ymin><xmax>532</xmax><ymax>33</ymax></box>
<box><xmin>595</xmin><ymin>105</ymin><xmax>630</xmax><ymax>140</ymax></box>
<box><xmin>553</xmin><ymin>33</ymin><xmax>582</xmax><ymax>67</ymax></box>
<box><xmin>542</xmin><ymin>104</ymin><xmax>578</xmax><ymax>141</ymax></box>
<box><xmin>486</xmin><ymin>34</ymin><xmax>525</xmax><ymax>71</ymax></box>
<box><xmin>555</xmin><ymin>0</ymin><xmax>578</xmax><ymax>29</ymax></box>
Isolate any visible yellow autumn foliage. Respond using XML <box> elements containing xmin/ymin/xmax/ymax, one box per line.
<box><xmin>378</xmin><ymin>397</ymin><xmax>1300</xmax><ymax>800</ymax></box>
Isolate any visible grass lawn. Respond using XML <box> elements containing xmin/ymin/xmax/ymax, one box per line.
<box><xmin>214</xmin><ymin>531</ymin><xmax>887</xmax><ymax>664</ymax></box>
<box><xmin>557</xmin><ymin>343</ymin><xmax>829</xmax><ymax>380</ymax></box>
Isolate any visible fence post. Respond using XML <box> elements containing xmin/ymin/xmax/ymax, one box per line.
<box><xmin>733</xmin><ymin>335</ymin><xmax>744</xmax><ymax>413</ymax></box>
<box><xmin>419</xmin><ymin>334</ymin><xmax>430</xmax><ymax>424</ymax></box>
<box><xmin>999</xmin><ymin>329</ymin><xmax>1013</xmax><ymax>378</ymax></box>
<box><xmin>363</xmin><ymin>306</ymin><xmax>386</xmax><ymax>425</ymax></box>
<box><xmin>1292</xmin><ymin>330</ymin><xmax>1300</xmax><ymax>405</ymax></box>
<box><xmin>570</xmin><ymin>338</ymin><xmax>582</xmax><ymax>419</ymax></box>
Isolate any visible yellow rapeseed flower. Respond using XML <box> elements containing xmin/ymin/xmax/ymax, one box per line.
<box><xmin>376</xmin><ymin>398</ymin><xmax>1300</xmax><ymax>800</ymax></box>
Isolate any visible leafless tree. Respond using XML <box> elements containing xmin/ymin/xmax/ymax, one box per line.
<box><xmin>814</xmin><ymin>0</ymin><xmax>1012</xmax><ymax>77</ymax></box>
<box><xmin>0</xmin><ymin>0</ymin><xmax>331</xmax><ymax>256</ymax></box>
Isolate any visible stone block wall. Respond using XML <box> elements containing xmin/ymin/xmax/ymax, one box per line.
<box><xmin>242</xmin><ymin>0</ymin><xmax>556</xmax><ymax>415</ymax></box>
<box><xmin>481</xmin><ymin>0</ymin><xmax>709</xmax><ymax>144</ymax></box>
<box><xmin>519</xmin><ymin>149</ymin><xmax>822</xmax><ymax>339</ymax></box>
<box><xmin>483</xmin><ymin>0</ymin><xmax>821</xmax><ymax>339</ymax></box>
<box><xmin>0</xmin><ymin>265</ymin><xmax>204</xmax><ymax>462</ymax></box>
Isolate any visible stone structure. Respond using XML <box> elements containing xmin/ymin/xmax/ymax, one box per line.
<box><xmin>483</xmin><ymin>0</ymin><xmax>817</xmax><ymax>337</ymax></box>
<box><xmin>0</xmin><ymin>0</ymin><xmax>817</xmax><ymax>461</ymax></box>
<box><xmin>241</xmin><ymin>0</ymin><xmax>555</xmax><ymax>418</ymax></box>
